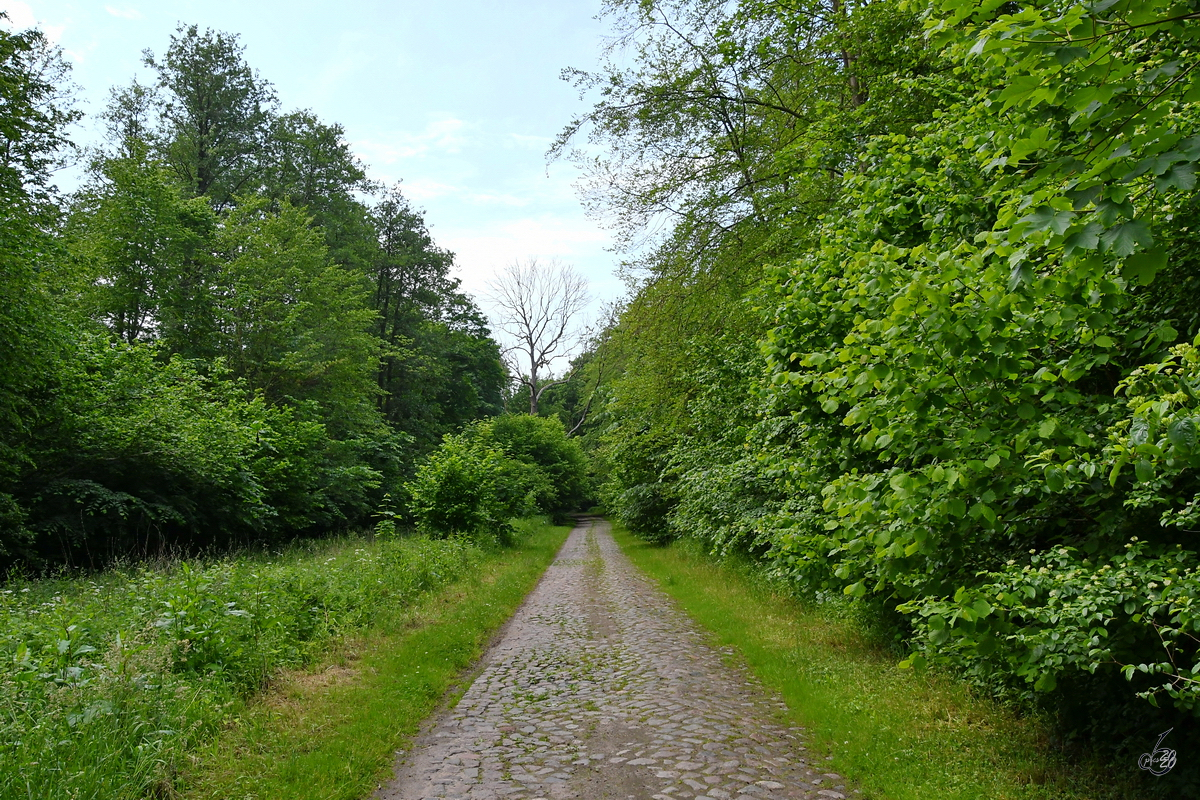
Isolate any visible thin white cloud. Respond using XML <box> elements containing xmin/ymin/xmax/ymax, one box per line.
<box><xmin>466</xmin><ymin>191</ymin><xmax>529</xmax><ymax>207</ymax></box>
<box><xmin>0</xmin><ymin>1</ymin><xmax>36</xmax><ymax>29</ymax></box>
<box><xmin>441</xmin><ymin>214</ymin><xmax>611</xmax><ymax>294</ymax></box>
<box><xmin>401</xmin><ymin>177</ymin><xmax>461</xmax><ymax>202</ymax></box>
<box><xmin>354</xmin><ymin>117</ymin><xmax>470</xmax><ymax>165</ymax></box>
<box><xmin>379</xmin><ymin>179</ymin><xmax>532</xmax><ymax>209</ymax></box>
<box><xmin>0</xmin><ymin>1</ymin><xmax>65</xmax><ymax>42</ymax></box>
<box><xmin>104</xmin><ymin>6</ymin><xmax>142</xmax><ymax>20</ymax></box>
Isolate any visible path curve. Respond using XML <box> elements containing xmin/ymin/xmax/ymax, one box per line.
<box><xmin>376</xmin><ymin>518</ymin><xmax>851</xmax><ymax>800</ymax></box>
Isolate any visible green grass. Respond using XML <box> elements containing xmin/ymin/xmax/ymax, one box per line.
<box><xmin>0</xmin><ymin>523</ymin><xmax>566</xmax><ymax>800</ymax></box>
<box><xmin>178</xmin><ymin>518</ymin><xmax>570</xmax><ymax>800</ymax></box>
<box><xmin>613</xmin><ymin>524</ymin><xmax>1143</xmax><ymax>800</ymax></box>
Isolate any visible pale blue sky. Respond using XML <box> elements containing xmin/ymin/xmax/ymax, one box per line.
<box><xmin>2</xmin><ymin>0</ymin><xmax>622</xmax><ymax>330</ymax></box>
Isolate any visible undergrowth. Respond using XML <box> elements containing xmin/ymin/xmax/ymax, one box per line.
<box><xmin>0</xmin><ymin>532</ymin><xmax>484</xmax><ymax>799</ymax></box>
<box><xmin>180</xmin><ymin>516</ymin><xmax>570</xmax><ymax>800</ymax></box>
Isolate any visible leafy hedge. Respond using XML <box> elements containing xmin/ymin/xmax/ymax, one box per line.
<box><xmin>754</xmin><ymin>0</ymin><xmax>1200</xmax><ymax>739</ymax></box>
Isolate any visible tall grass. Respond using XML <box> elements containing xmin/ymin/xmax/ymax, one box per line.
<box><xmin>181</xmin><ymin>517</ymin><xmax>572</xmax><ymax>800</ymax></box>
<box><xmin>0</xmin><ymin>533</ymin><xmax>482</xmax><ymax>799</ymax></box>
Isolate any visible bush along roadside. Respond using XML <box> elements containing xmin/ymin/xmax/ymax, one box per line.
<box><xmin>407</xmin><ymin>414</ymin><xmax>590</xmax><ymax>539</ymax></box>
<box><xmin>0</xmin><ymin>533</ymin><xmax>482</xmax><ymax>799</ymax></box>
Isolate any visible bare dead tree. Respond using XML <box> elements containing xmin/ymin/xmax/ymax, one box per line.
<box><xmin>488</xmin><ymin>257</ymin><xmax>591</xmax><ymax>416</ymax></box>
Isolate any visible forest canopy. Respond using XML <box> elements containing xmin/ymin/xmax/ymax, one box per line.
<box><xmin>0</xmin><ymin>22</ymin><xmax>506</xmax><ymax>570</ymax></box>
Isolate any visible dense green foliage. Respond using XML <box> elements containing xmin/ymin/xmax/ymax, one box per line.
<box><xmin>408</xmin><ymin>415</ymin><xmax>589</xmax><ymax>537</ymax></box>
<box><xmin>0</xmin><ymin>534</ymin><xmax>482</xmax><ymax>799</ymax></box>
<box><xmin>488</xmin><ymin>414</ymin><xmax>591</xmax><ymax>516</ymax></box>
<box><xmin>0</xmin><ymin>22</ymin><xmax>503</xmax><ymax>570</ymax></box>
<box><xmin>560</xmin><ymin>0</ymin><xmax>1200</xmax><ymax>783</ymax></box>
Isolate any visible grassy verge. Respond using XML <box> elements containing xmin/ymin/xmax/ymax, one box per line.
<box><xmin>613</xmin><ymin>523</ymin><xmax>1140</xmax><ymax>800</ymax></box>
<box><xmin>177</xmin><ymin>517</ymin><xmax>570</xmax><ymax>800</ymax></box>
<box><xmin>3</xmin><ymin>533</ymin><xmax>492</xmax><ymax>799</ymax></box>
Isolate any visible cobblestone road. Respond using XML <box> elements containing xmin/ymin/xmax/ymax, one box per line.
<box><xmin>377</xmin><ymin>518</ymin><xmax>851</xmax><ymax>800</ymax></box>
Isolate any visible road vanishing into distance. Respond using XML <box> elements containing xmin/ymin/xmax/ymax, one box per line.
<box><xmin>377</xmin><ymin>518</ymin><xmax>854</xmax><ymax>800</ymax></box>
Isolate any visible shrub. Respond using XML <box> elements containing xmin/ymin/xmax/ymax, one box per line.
<box><xmin>405</xmin><ymin>431</ymin><xmax>514</xmax><ymax>537</ymax></box>
<box><xmin>406</xmin><ymin>415</ymin><xmax>590</xmax><ymax>538</ymax></box>
<box><xmin>488</xmin><ymin>414</ymin><xmax>589</xmax><ymax>516</ymax></box>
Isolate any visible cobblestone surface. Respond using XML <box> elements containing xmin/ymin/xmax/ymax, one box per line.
<box><xmin>377</xmin><ymin>518</ymin><xmax>850</xmax><ymax>800</ymax></box>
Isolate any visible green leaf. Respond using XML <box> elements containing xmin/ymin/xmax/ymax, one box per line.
<box><xmin>976</xmin><ymin>635</ymin><xmax>998</xmax><ymax>656</ymax></box>
<box><xmin>1109</xmin><ymin>455</ymin><xmax>1128</xmax><ymax>486</ymax></box>
<box><xmin>1124</xmin><ymin>152</ymin><xmax>1179</xmax><ymax>181</ymax></box>
<box><xmin>1053</xmin><ymin>46</ymin><xmax>1088</xmax><ymax>66</ymax></box>
<box><xmin>1184</xmin><ymin>73</ymin><xmax>1200</xmax><ymax>104</ymax></box>
<box><xmin>1009</xmin><ymin>125</ymin><xmax>1052</xmax><ymax>157</ymax></box>
<box><xmin>1180</xmin><ymin>135</ymin><xmax>1200</xmax><ymax>160</ymax></box>
<box><xmin>947</xmin><ymin>497</ymin><xmax>967</xmax><ymax>518</ymax></box>
<box><xmin>1019</xmin><ymin>206</ymin><xmax>1076</xmax><ymax>236</ymax></box>
<box><xmin>1044</xmin><ymin>466</ymin><xmax>1065</xmax><ymax>492</ymax></box>
<box><xmin>1063</xmin><ymin>222</ymin><xmax>1102</xmax><ymax>255</ymax></box>
<box><xmin>1168</xmin><ymin>418</ymin><xmax>1196</xmax><ymax>453</ymax></box>
<box><xmin>1155</xmin><ymin>163</ymin><xmax>1196</xmax><ymax>192</ymax></box>
<box><xmin>1034</xmin><ymin>672</ymin><xmax>1058</xmax><ymax>693</ymax></box>
<box><xmin>972</xmin><ymin>502</ymin><xmax>997</xmax><ymax>524</ymax></box>
<box><xmin>1135</xmin><ymin>459</ymin><xmax>1155</xmax><ymax>483</ymax></box>
<box><xmin>1099</xmin><ymin>220</ymin><xmax>1154</xmax><ymax>257</ymax></box>
<box><xmin>1068</xmin><ymin>185</ymin><xmax>1102</xmax><ymax>210</ymax></box>
<box><xmin>1130</xmin><ymin>418</ymin><xmax>1150</xmax><ymax>445</ymax></box>
<box><xmin>1000</xmin><ymin>79</ymin><xmax>1045</xmax><ymax>115</ymax></box>
<box><xmin>1008</xmin><ymin>262</ymin><xmax>1034</xmax><ymax>291</ymax></box>
<box><xmin>1121</xmin><ymin>247</ymin><xmax>1166</xmax><ymax>286</ymax></box>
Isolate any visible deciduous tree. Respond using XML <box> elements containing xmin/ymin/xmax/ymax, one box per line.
<box><xmin>144</xmin><ymin>24</ymin><xmax>277</xmax><ymax>208</ymax></box>
<box><xmin>488</xmin><ymin>258</ymin><xmax>590</xmax><ymax>416</ymax></box>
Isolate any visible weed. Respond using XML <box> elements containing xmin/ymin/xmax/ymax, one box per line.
<box><xmin>0</xmin><ymin>532</ymin><xmax>484</xmax><ymax>799</ymax></box>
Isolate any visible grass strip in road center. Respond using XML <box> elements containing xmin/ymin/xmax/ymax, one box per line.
<box><xmin>179</xmin><ymin>519</ymin><xmax>571</xmax><ymax>800</ymax></box>
<box><xmin>612</xmin><ymin>523</ymin><xmax>1139</xmax><ymax>800</ymax></box>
